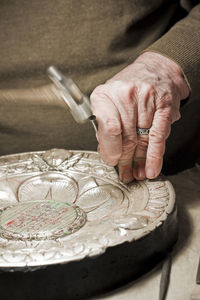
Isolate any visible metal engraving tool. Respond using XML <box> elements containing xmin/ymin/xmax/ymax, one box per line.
<box><xmin>47</xmin><ymin>66</ymin><xmax>97</xmax><ymax>133</ymax></box>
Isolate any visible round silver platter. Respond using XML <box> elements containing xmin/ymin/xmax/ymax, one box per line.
<box><xmin>0</xmin><ymin>148</ymin><xmax>177</xmax><ymax>272</ymax></box>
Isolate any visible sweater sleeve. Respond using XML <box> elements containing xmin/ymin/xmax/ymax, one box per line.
<box><xmin>144</xmin><ymin>3</ymin><xmax>200</xmax><ymax>98</ymax></box>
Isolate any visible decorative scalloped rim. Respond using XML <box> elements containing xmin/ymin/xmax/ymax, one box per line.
<box><xmin>0</xmin><ymin>149</ymin><xmax>175</xmax><ymax>269</ymax></box>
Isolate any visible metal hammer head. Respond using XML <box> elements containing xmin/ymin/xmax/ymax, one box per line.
<box><xmin>47</xmin><ymin>66</ymin><xmax>93</xmax><ymax>124</ymax></box>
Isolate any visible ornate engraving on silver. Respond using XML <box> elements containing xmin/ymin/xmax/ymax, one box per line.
<box><xmin>0</xmin><ymin>148</ymin><xmax>175</xmax><ymax>269</ymax></box>
<box><xmin>137</xmin><ymin>127</ymin><xmax>150</xmax><ymax>135</ymax></box>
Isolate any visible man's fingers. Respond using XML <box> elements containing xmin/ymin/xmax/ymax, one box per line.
<box><xmin>91</xmin><ymin>83</ymin><xmax>138</xmax><ymax>183</ymax></box>
<box><xmin>133</xmin><ymin>87</ymin><xmax>155</xmax><ymax>180</ymax></box>
<box><xmin>146</xmin><ymin>110</ymin><xmax>171</xmax><ymax>178</ymax></box>
<box><xmin>90</xmin><ymin>90</ymin><xmax>122</xmax><ymax>166</ymax></box>
<box><xmin>91</xmin><ymin>81</ymin><xmax>173</xmax><ymax>183</ymax></box>
<box><xmin>133</xmin><ymin>137</ymin><xmax>148</xmax><ymax>180</ymax></box>
<box><xmin>116</xmin><ymin>87</ymin><xmax>138</xmax><ymax>183</ymax></box>
<box><xmin>97</xmin><ymin>117</ymin><xmax>122</xmax><ymax>166</ymax></box>
<box><xmin>118</xmin><ymin>135</ymin><xmax>137</xmax><ymax>183</ymax></box>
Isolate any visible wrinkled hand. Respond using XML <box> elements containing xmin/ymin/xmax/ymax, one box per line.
<box><xmin>90</xmin><ymin>52</ymin><xmax>189</xmax><ymax>183</ymax></box>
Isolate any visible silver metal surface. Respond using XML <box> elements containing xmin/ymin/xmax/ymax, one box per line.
<box><xmin>0</xmin><ymin>200</ymin><xmax>86</xmax><ymax>241</ymax></box>
<box><xmin>0</xmin><ymin>148</ymin><xmax>175</xmax><ymax>269</ymax></box>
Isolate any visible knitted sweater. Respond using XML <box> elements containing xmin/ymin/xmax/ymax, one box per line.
<box><xmin>0</xmin><ymin>0</ymin><xmax>199</xmax><ymax>173</ymax></box>
<box><xmin>0</xmin><ymin>0</ymin><xmax>199</xmax><ymax>96</ymax></box>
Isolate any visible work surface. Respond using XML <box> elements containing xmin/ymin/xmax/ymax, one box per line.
<box><xmin>96</xmin><ymin>165</ymin><xmax>200</xmax><ymax>300</ymax></box>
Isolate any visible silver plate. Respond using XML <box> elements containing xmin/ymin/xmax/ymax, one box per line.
<box><xmin>0</xmin><ymin>148</ymin><xmax>175</xmax><ymax>269</ymax></box>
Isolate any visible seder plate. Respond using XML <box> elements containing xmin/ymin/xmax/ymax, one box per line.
<box><xmin>0</xmin><ymin>148</ymin><xmax>175</xmax><ymax>270</ymax></box>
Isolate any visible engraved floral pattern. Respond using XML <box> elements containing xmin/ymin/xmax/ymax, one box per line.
<box><xmin>0</xmin><ymin>149</ymin><xmax>175</xmax><ymax>269</ymax></box>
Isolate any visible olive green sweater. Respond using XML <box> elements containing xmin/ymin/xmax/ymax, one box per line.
<box><xmin>0</xmin><ymin>0</ymin><xmax>199</xmax><ymax>173</ymax></box>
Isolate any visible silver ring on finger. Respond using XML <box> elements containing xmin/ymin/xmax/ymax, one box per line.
<box><xmin>136</xmin><ymin>127</ymin><xmax>150</xmax><ymax>135</ymax></box>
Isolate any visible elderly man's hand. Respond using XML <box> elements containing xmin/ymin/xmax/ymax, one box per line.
<box><xmin>90</xmin><ymin>52</ymin><xmax>189</xmax><ymax>183</ymax></box>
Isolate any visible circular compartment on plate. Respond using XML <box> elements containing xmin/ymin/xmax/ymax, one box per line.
<box><xmin>0</xmin><ymin>200</ymin><xmax>86</xmax><ymax>241</ymax></box>
<box><xmin>18</xmin><ymin>172</ymin><xmax>78</xmax><ymax>203</ymax></box>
